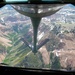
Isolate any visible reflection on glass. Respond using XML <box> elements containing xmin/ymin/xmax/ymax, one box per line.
<box><xmin>42</xmin><ymin>0</ymin><xmax>62</xmax><ymax>2</ymax></box>
<box><xmin>5</xmin><ymin>0</ymin><xmax>27</xmax><ymax>2</ymax></box>
<box><xmin>11</xmin><ymin>4</ymin><xmax>64</xmax><ymax>53</ymax></box>
<box><xmin>0</xmin><ymin>4</ymin><xmax>75</xmax><ymax>71</ymax></box>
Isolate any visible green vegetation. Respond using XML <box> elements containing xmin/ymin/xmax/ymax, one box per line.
<box><xmin>46</xmin><ymin>32</ymin><xmax>60</xmax><ymax>51</ymax></box>
<box><xmin>1</xmin><ymin>4</ymin><xmax>75</xmax><ymax>70</ymax></box>
<box><xmin>18</xmin><ymin>52</ymin><xmax>43</xmax><ymax>68</ymax></box>
<box><xmin>51</xmin><ymin>56</ymin><xmax>61</xmax><ymax>70</ymax></box>
<box><xmin>50</xmin><ymin>52</ymin><xmax>61</xmax><ymax>70</ymax></box>
<box><xmin>3</xmin><ymin>26</ymin><xmax>31</xmax><ymax>66</ymax></box>
<box><xmin>3</xmin><ymin>24</ymin><xmax>44</xmax><ymax>68</ymax></box>
<box><xmin>45</xmin><ymin>25</ymin><xmax>62</xmax><ymax>69</ymax></box>
<box><xmin>0</xmin><ymin>43</ymin><xmax>6</xmax><ymax>54</ymax></box>
<box><xmin>51</xmin><ymin>25</ymin><xmax>61</xmax><ymax>35</ymax></box>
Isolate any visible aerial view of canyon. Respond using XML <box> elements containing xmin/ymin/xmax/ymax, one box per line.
<box><xmin>0</xmin><ymin>4</ymin><xmax>75</xmax><ymax>71</ymax></box>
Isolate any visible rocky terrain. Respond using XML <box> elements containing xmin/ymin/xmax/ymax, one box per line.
<box><xmin>0</xmin><ymin>4</ymin><xmax>75</xmax><ymax>70</ymax></box>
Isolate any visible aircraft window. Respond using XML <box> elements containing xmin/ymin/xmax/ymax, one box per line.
<box><xmin>5</xmin><ymin>0</ymin><xmax>61</xmax><ymax>2</ymax></box>
<box><xmin>42</xmin><ymin>0</ymin><xmax>60</xmax><ymax>1</ymax></box>
<box><xmin>5</xmin><ymin>0</ymin><xmax>28</xmax><ymax>2</ymax></box>
<box><xmin>5</xmin><ymin>0</ymin><xmax>60</xmax><ymax>2</ymax></box>
<box><xmin>0</xmin><ymin>4</ymin><xmax>75</xmax><ymax>71</ymax></box>
<box><xmin>11</xmin><ymin>4</ymin><xmax>64</xmax><ymax>14</ymax></box>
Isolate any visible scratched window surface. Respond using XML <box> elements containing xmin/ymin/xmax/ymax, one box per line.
<box><xmin>0</xmin><ymin>4</ymin><xmax>75</xmax><ymax>71</ymax></box>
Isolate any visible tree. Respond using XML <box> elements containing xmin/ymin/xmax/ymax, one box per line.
<box><xmin>70</xmin><ymin>26</ymin><xmax>75</xmax><ymax>38</ymax></box>
<box><xmin>0</xmin><ymin>44</ymin><xmax>6</xmax><ymax>54</ymax></box>
<box><xmin>51</xmin><ymin>55</ymin><xmax>61</xmax><ymax>70</ymax></box>
<box><xmin>12</xmin><ymin>25</ymin><xmax>18</xmax><ymax>33</ymax></box>
<box><xmin>51</xmin><ymin>25</ymin><xmax>61</xmax><ymax>35</ymax></box>
<box><xmin>18</xmin><ymin>52</ymin><xmax>43</xmax><ymax>68</ymax></box>
<box><xmin>46</xmin><ymin>32</ymin><xmax>60</xmax><ymax>52</ymax></box>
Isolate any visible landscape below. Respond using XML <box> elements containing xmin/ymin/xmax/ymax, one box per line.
<box><xmin>0</xmin><ymin>4</ymin><xmax>75</xmax><ymax>71</ymax></box>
